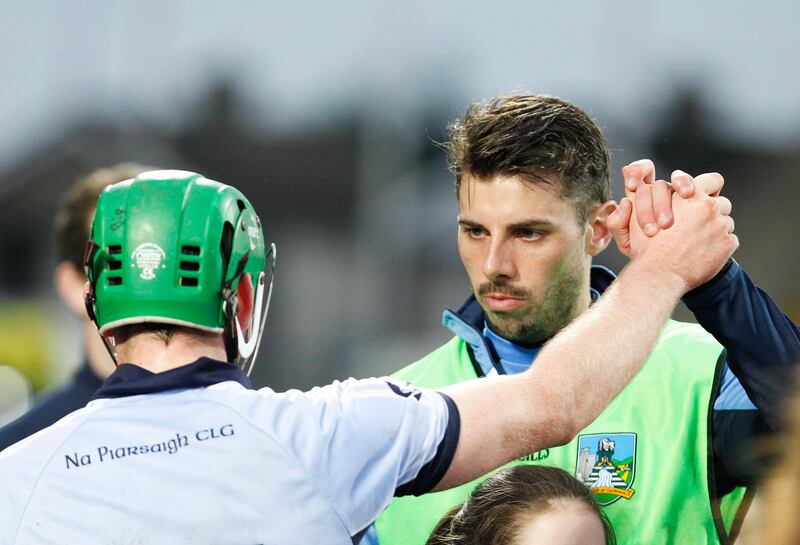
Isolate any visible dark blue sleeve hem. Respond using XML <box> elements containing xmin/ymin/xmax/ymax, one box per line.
<box><xmin>394</xmin><ymin>392</ymin><xmax>461</xmax><ymax>497</ymax></box>
<box><xmin>682</xmin><ymin>258</ymin><xmax>737</xmax><ymax>304</ymax></box>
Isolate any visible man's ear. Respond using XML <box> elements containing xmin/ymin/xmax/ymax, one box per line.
<box><xmin>235</xmin><ymin>274</ymin><xmax>255</xmax><ymax>334</ymax></box>
<box><xmin>55</xmin><ymin>262</ymin><xmax>90</xmax><ymax>318</ymax></box>
<box><xmin>585</xmin><ymin>201</ymin><xmax>617</xmax><ymax>257</ymax></box>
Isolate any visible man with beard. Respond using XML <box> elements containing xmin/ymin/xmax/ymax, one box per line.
<box><xmin>369</xmin><ymin>95</ymin><xmax>800</xmax><ymax>545</ymax></box>
<box><xmin>0</xmin><ymin>169</ymin><xmax>738</xmax><ymax>543</ymax></box>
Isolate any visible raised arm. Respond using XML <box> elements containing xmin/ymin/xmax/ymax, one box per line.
<box><xmin>683</xmin><ymin>260</ymin><xmax>800</xmax><ymax>431</ymax></box>
<box><xmin>435</xmin><ymin>188</ymin><xmax>737</xmax><ymax>490</ymax></box>
<box><xmin>621</xmin><ymin>160</ymin><xmax>800</xmax><ymax>431</ymax></box>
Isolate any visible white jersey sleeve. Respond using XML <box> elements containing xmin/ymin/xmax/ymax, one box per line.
<box><xmin>0</xmin><ymin>375</ymin><xmax>459</xmax><ymax>545</ymax></box>
<box><xmin>262</xmin><ymin>377</ymin><xmax>460</xmax><ymax>535</ymax></box>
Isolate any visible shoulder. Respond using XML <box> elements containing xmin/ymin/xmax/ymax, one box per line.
<box><xmin>204</xmin><ymin>378</ymin><xmax>446</xmax><ymax>437</ymax></box>
<box><xmin>0</xmin><ymin>404</ymin><xmax>97</xmax><ymax>507</ymax></box>
<box><xmin>391</xmin><ymin>337</ymin><xmax>476</xmax><ymax>388</ymax></box>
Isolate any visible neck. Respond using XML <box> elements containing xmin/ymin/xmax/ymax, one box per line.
<box><xmin>114</xmin><ymin>329</ymin><xmax>228</xmax><ymax>373</ymax></box>
<box><xmin>575</xmin><ymin>276</ymin><xmax>593</xmax><ymax>315</ymax></box>
<box><xmin>572</xmin><ymin>258</ymin><xmax>594</xmax><ymax>320</ymax></box>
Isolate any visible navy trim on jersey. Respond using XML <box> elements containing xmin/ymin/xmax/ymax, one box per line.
<box><xmin>92</xmin><ymin>358</ymin><xmax>252</xmax><ymax>400</ymax></box>
<box><xmin>394</xmin><ymin>392</ymin><xmax>461</xmax><ymax>497</ymax></box>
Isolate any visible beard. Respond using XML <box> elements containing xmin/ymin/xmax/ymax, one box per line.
<box><xmin>480</xmin><ymin>257</ymin><xmax>585</xmax><ymax>346</ymax></box>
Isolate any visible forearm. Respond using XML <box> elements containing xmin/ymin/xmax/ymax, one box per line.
<box><xmin>685</xmin><ymin>260</ymin><xmax>800</xmax><ymax>430</ymax></box>
<box><xmin>521</xmin><ymin>259</ymin><xmax>685</xmax><ymax>441</ymax></box>
<box><xmin>438</xmin><ymin>259</ymin><xmax>685</xmax><ymax>489</ymax></box>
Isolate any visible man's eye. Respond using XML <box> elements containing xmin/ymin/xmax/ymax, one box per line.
<box><xmin>463</xmin><ymin>226</ymin><xmax>486</xmax><ymax>237</ymax></box>
<box><xmin>516</xmin><ymin>229</ymin><xmax>542</xmax><ymax>240</ymax></box>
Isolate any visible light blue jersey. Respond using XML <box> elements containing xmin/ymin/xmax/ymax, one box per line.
<box><xmin>0</xmin><ymin>358</ymin><xmax>459</xmax><ymax>545</ymax></box>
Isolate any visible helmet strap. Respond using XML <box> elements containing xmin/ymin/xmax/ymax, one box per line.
<box><xmin>222</xmin><ymin>290</ymin><xmax>240</xmax><ymax>364</ymax></box>
<box><xmin>84</xmin><ymin>271</ymin><xmax>120</xmax><ymax>367</ymax></box>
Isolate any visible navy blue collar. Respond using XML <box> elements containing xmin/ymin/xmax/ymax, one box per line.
<box><xmin>92</xmin><ymin>357</ymin><xmax>252</xmax><ymax>400</ymax></box>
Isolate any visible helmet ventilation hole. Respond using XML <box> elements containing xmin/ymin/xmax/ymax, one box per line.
<box><xmin>108</xmin><ymin>277</ymin><xmax>122</xmax><ymax>286</ymax></box>
<box><xmin>181</xmin><ymin>245</ymin><xmax>201</xmax><ymax>256</ymax></box>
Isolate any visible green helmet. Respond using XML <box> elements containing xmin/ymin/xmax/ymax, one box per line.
<box><xmin>85</xmin><ymin>170</ymin><xmax>274</xmax><ymax>368</ymax></box>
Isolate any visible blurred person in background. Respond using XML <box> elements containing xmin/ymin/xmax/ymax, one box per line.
<box><xmin>370</xmin><ymin>95</ymin><xmax>800</xmax><ymax>545</ymax></box>
<box><xmin>426</xmin><ymin>465</ymin><xmax>615</xmax><ymax>545</ymax></box>
<box><xmin>0</xmin><ymin>168</ymin><xmax>736</xmax><ymax>544</ymax></box>
<box><xmin>0</xmin><ymin>164</ymin><xmax>151</xmax><ymax>451</ymax></box>
<box><xmin>745</xmin><ymin>380</ymin><xmax>800</xmax><ymax>545</ymax></box>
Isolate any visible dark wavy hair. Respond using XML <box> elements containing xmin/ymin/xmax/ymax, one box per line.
<box><xmin>426</xmin><ymin>466</ymin><xmax>616</xmax><ymax>545</ymax></box>
<box><xmin>445</xmin><ymin>94</ymin><xmax>610</xmax><ymax>222</ymax></box>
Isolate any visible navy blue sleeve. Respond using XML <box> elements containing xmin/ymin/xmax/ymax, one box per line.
<box><xmin>683</xmin><ymin>259</ymin><xmax>800</xmax><ymax>431</ymax></box>
<box><xmin>0</xmin><ymin>363</ymin><xmax>101</xmax><ymax>451</ymax></box>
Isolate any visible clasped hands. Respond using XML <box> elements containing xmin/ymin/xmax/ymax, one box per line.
<box><xmin>607</xmin><ymin>159</ymin><xmax>738</xmax><ymax>291</ymax></box>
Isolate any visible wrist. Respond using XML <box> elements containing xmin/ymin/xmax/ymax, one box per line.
<box><xmin>620</xmin><ymin>258</ymin><xmax>689</xmax><ymax>299</ymax></box>
<box><xmin>682</xmin><ymin>259</ymin><xmax>737</xmax><ymax>303</ymax></box>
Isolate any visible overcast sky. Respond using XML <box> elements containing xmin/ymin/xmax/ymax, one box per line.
<box><xmin>1</xmin><ymin>0</ymin><xmax>798</xmax><ymax>170</ymax></box>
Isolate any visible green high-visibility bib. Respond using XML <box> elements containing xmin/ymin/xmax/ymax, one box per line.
<box><xmin>375</xmin><ymin>320</ymin><xmax>747</xmax><ymax>545</ymax></box>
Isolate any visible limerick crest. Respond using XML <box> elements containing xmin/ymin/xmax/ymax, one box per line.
<box><xmin>575</xmin><ymin>433</ymin><xmax>636</xmax><ymax>506</ymax></box>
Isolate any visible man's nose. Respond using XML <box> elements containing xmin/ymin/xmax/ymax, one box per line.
<box><xmin>483</xmin><ymin>240</ymin><xmax>516</xmax><ymax>282</ymax></box>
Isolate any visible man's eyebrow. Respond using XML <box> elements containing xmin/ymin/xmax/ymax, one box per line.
<box><xmin>458</xmin><ymin>218</ymin><xmax>555</xmax><ymax>230</ymax></box>
<box><xmin>507</xmin><ymin>219</ymin><xmax>555</xmax><ymax>230</ymax></box>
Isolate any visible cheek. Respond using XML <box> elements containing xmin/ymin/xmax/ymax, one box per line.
<box><xmin>516</xmin><ymin>240</ymin><xmax>575</xmax><ymax>286</ymax></box>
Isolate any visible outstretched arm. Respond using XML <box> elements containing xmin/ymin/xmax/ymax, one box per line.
<box><xmin>435</xmin><ymin>187</ymin><xmax>737</xmax><ymax>490</ymax></box>
<box><xmin>621</xmin><ymin>160</ymin><xmax>800</xmax><ymax>431</ymax></box>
